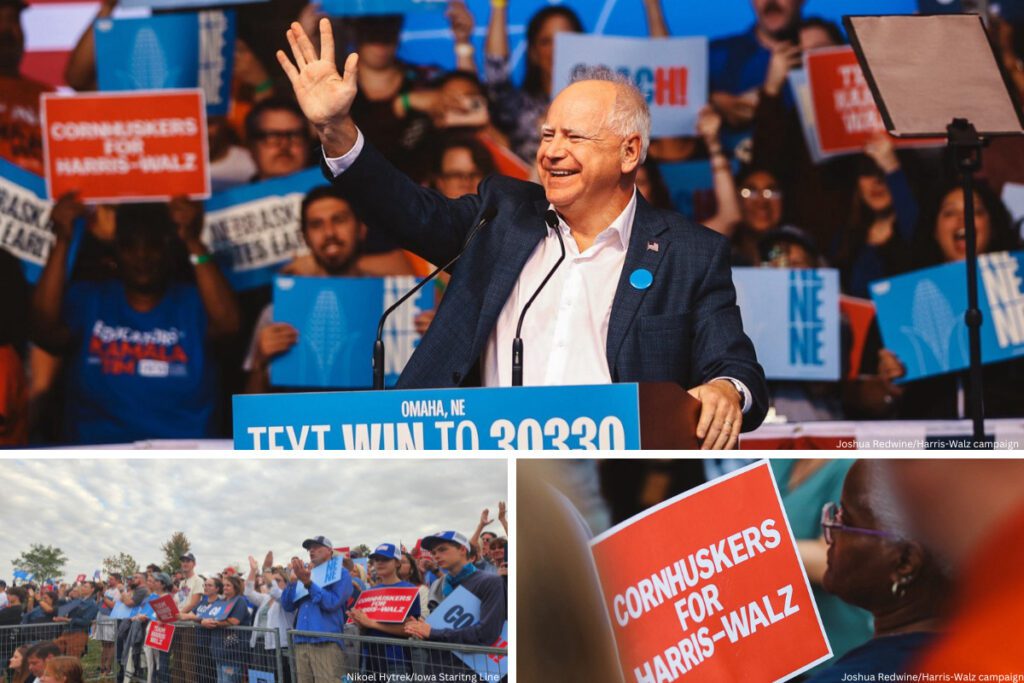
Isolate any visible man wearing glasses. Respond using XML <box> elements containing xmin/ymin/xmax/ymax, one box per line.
<box><xmin>245</xmin><ymin>97</ymin><xmax>314</xmax><ymax>182</ymax></box>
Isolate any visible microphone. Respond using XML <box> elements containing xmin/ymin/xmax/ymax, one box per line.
<box><xmin>511</xmin><ymin>209</ymin><xmax>565</xmax><ymax>386</ymax></box>
<box><xmin>373</xmin><ymin>205</ymin><xmax>498</xmax><ymax>390</ymax></box>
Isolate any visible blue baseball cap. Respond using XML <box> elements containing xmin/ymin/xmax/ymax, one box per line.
<box><xmin>420</xmin><ymin>531</ymin><xmax>469</xmax><ymax>552</ymax></box>
<box><xmin>369</xmin><ymin>543</ymin><xmax>402</xmax><ymax>561</ymax></box>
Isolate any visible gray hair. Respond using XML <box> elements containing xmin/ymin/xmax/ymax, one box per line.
<box><xmin>569</xmin><ymin>65</ymin><xmax>651</xmax><ymax>163</ymax></box>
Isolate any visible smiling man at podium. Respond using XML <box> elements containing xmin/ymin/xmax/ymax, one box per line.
<box><xmin>277</xmin><ymin>20</ymin><xmax>768</xmax><ymax>449</ymax></box>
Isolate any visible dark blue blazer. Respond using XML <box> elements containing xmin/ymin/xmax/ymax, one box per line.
<box><xmin>325</xmin><ymin>142</ymin><xmax>769</xmax><ymax>431</ymax></box>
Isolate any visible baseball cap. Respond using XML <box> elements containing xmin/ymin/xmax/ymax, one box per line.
<box><xmin>369</xmin><ymin>543</ymin><xmax>402</xmax><ymax>561</ymax></box>
<box><xmin>302</xmin><ymin>535</ymin><xmax>333</xmax><ymax>550</ymax></box>
<box><xmin>179</xmin><ymin>553</ymin><xmax>196</xmax><ymax>563</ymax></box>
<box><xmin>420</xmin><ymin>531</ymin><xmax>469</xmax><ymax>552</ymax></box>
<box><xmin>153</xmin><ymin>573</ymin><xmax>174</xmax><ymax>589</ymax></box>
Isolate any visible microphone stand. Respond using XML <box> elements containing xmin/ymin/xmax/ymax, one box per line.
<box><xmin>373</xmin><ymin>208</ymin><xmax>497</xmax><ymax>390</ymax></box>
<box><xmin>512</xmin><ymin>210</ymin><xmax>566</xmax><ymax>386</ymax></box>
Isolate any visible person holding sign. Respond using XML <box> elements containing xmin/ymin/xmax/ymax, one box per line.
<box><xmin>31</xmin><ymin>197</ymin><xmax>241</xmax><ymax>445</ymax></box>
<box><xmin>349</xmin><ymin>542</ymin><xmax>422</xmax><ymax>676</ymax></box>
<box><xmin>243</xmin><ymin>185</ymin><xmax>379</xmax><ymax>393</ymax></box>
<box><xmin>405</xmin><ymin>531</ymin><xmax>504</xmax><ymax>660</ymax></box>
<box><xmin>203</xmin><ymin>575</ymin><xmax>251</xmax><ymax>683</ymax></box>
<box><xmin>277</xmin><ymin>19</ymin><xmax>770</xmax><ymax>447</ymax></box>
<box><xmin>280</xmin><ymin>535</ymin><xmax>352</xmax><ymax>682</ymax></box>
<box><xmin>129</xmin><ymin>572</ymin><xmax>174</xmax><ymax>683</ymax></box>
<box><xmin>805</xmin><ymin>460</ymin><xmax>950</xmax><ymax>681</ymax></box>
<box><xmin>869</xmin><ymin>183</ymin><xmax>1023</xmax><ymax>419</ymax></box>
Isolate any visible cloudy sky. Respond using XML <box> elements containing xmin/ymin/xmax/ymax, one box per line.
<box><xmin>1</xmin><ymin>458</ymin><xmax>507</xmax><ymax>581</ymax></box>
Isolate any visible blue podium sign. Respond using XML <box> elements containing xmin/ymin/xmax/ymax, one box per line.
<box><xmin>870</xmin><ymin>251</ymin><xmax>1024</xmax><ymax>381</ymax></box>
<box><xmin>233</xmin><ymin>384</ymin><xmax>642</xmax><ymax>450</ymax></box>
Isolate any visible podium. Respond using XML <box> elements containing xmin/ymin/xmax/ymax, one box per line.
<box><xmin>233</xmin><ymin>382</ymin><xmax>700</xmax><ymax>450</ymax></box>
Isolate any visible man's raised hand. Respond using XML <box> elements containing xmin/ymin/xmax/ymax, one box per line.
<box><xmin>276</xmin><ymin>18</ymin><xmax>360</xmax><ymax>156</ymax></box>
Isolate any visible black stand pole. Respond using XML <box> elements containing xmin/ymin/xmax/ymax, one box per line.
<box><xmin>946</xmin><ymin>118</ymin><xmax>986</xmax><ymax>444</ymax></box>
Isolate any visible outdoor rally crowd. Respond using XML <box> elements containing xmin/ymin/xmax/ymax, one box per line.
<box><xmin>0</xmin><ymin>505</ymin><xmax>509</xmax><ymax>683</ymax></box>
<box><xmin>1</xmin><ymin>0</ymin><xmax>1024</xmax><ymax>446</ymax></box>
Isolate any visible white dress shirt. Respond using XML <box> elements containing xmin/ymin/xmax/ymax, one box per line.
<box><xmin>324</xmin><ymin>132</ymin><xmax>751</xmax><ymax>410</ymax></box>
<box><xmin>481</xmin><ymin>192</ymin><xmax>635</xmax><ymax>386</ymax></box>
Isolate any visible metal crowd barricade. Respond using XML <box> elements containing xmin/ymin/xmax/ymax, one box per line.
<box><xmin>0</xmin><ymin>621</ymin><xmax>110</xmax><ymax>680</ymax></box>
<box><xmin>287</xmin><ymin>629</ymin><xmax>508</xmax><ymax>683</ymax></box>
<box><xmin>115</xmin><ymin>621</ymin><xmax>285</xmax><ymax>683</ymax></box>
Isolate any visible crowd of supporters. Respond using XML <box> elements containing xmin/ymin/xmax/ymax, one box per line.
<box><xmin>1</xmin><ymin>0</ymin><xmax>1023</xmax><ymax>446</ymax></box>
<box><xmin>0</xmin><ymin>505</ymin><xmax>508</xmax><ymax>682</ymax></box>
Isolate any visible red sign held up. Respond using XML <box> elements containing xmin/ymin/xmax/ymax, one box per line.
<box><xmin>144</xmin><ymin>622</ymin><xmax>175</xmax><ymax>653</ymax></box>
<box><xmin>349</xmin><ymin>586</ymin><xmax>420</xmax><ymax>624</ymax></box>
<box><xmin>148</xmin><ymin>594</ymin><xmax>179</xmax><ymax>623</ymax></box>
<box><xmin>805</xmin><ymin>46</ymin><xmax>941</xmax><ymax>156</ymax></box>
<box><xmin>591</xmin><ymin>461</ymin><xmax>831</xmax><ymax>683</ymax></box>
<box><xmin>41</xmin><ymin>89</ymin><xmax>209</xmax><ymax>204</ymax></box>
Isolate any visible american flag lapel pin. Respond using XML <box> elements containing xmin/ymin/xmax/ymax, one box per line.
<box><xmin>647</xmin><ymin>240</ymin><xmax>660</xmax><ymax>252</ymax></box>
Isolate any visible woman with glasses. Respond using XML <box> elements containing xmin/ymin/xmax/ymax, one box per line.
<box><xmin>245</xmin><ymin>556</ymin><xmax>294</xmax><ymax>683</ymax></box>
<box><xmin>349</xmin><ymin>543</ymin><xmax>423</xmax><ymax>676</ymax></box>
<box><xmin>771</xmin><ymin>459</ymin><xmax>873</xmax><ymax>672</ymax></box>
<box><xmin>808</xmin><ymin>460</ymin><xmax>950</xmax><ymax>681</ymax></box>
<box><xmin>730</xmin><ymin>167</ymin><xmax>788</xmax><ymax>265</ymax></box>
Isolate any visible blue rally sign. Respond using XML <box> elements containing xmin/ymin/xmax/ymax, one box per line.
<box><xmin>95</xmin><ymin>11</ymin><xmax>237</xmax><ymax>116</ymax></box>
<box><xmin>425</xmin><ymin>586</ymin><xmax>508</xmax><ymax>682</ymax></box>
<box><xmin>870</xmin><ymin>251</ymin><xmax>1024</xmax><ymax>381</ymax></box>
<box><xmin>0</xmin><ymin>157</ymin><xmax>84</xmax><ymax>283</ymax></box>
<box><xmin>290</xmin><ymin>556</ymin><xmax>344</xmax><ymax>601</ymax></box>
<box><xmin>200</xmin><ymin>169</ymin><xmax>326</xmax><ymax>290</ymax></box>
<box><xmin>552</xmin><ymin>33</ymin><xmax>708</xmax><ymax>137</ymax></box>
<box><xmin>733</xmin><ymin>268</ymin><xmax>841</xmax><ymax>381</ymax></box>
<box><xmin>233</xmin><ymin>383</ymin><xmax>642</xmax><ymax>450</ymax></box>
<box><xmin>270</xmin><ymin>276</ymin><xmax>432</xmax><ymax>388</ymax></box>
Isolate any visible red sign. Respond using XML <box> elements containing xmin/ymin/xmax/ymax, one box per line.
<box><xmin>41</xmin><ymin>89</ymin><xmax>209</xmax><ymax>203</ymax></box>
<box><xmin>144</xmin><ymin>621</ymin><xmax>175</xmax><ymax>653</ymax></box>
<box><xmin>805</xmin><ymin>47</ymin><xmax>941</xmax><ymax>156</ymax></box>
<box><xmin>349</xmin><ymin>586</ymin><xmax>419</xmax><ymax>624</ymax></box>
<box><xmin>590</xmin><ymin>461</ymin><xmax>831</xmax><ymax>682</ymax></box>
<box><xmin>148</xmin><ymin>594</ymin><xmax>179</xmax><ymax>623</ymax></box>
<box><xmin>840</xmin><ymin>295</ymin><xmax>877</xmax><ymax>379</ymax></box>
<box><xmin>75</xmin><ymin>574</ymin><xmax>86</xmax><ymax>583</ymax></box>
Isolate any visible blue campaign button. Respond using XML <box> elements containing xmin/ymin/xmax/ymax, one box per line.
<box><xmin>630</xmin><ymin>268</ymin><xmax>653</xmax><ymax>290</ymax></box>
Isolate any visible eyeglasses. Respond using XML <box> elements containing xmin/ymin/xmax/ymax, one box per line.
<box><xmin>740</xmin><ymin>187</ymin><xmax>782</xmax><ymax>200</ymax></box>
<box><xmin>253</xmin><ymin>129</ymin><xmax>307</xmax><ymax>146</ymax></box>
<box><xmin>820</xmin><ymin>502</ymin><xmax>902</xmax><ymax>545</ymax></box>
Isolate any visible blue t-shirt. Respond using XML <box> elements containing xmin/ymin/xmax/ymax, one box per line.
<box><xmin>192</xmin><ymin>594</ymin><xmax>218</xmax><ymax>647</ymax></box>
<box><xmin>61</xmin><ymin>280</ymin><xmax>218</xmax><ymax>444</ymax></box>
<box><xmin>361</xmin><ymin>581</ymin><xmax>422</xmax><ymax>671</ymax></box>
<box><xmin>209</xmin><ymin>596</ymin><xmax>251</xmax><ymax>662</ymax></box>
<box><xmin>709</xmin><ymin>26</ymin><xmax>795</xmax><ymax>152</ymax></box>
